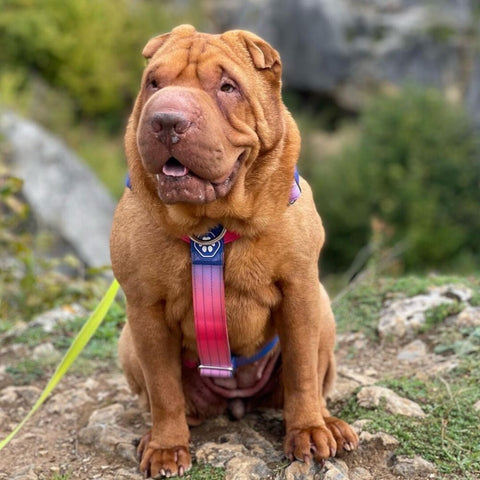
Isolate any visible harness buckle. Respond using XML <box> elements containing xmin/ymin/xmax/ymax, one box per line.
<box><xmin>198</xmin><ymin>364</ymin><xmax>234</xmax><ymax>378</ymax></box>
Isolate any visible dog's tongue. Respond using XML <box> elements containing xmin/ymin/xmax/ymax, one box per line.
<box><xmin>163</xmin><ymin>157</ymin><xmax>189</xmax><ymax>177</ymax></box>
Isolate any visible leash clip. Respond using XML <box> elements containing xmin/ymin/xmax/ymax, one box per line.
<box><xmin>189</xmin><ymin>226</ymin><xmax>227</xmax><ymax>246</ymax></box>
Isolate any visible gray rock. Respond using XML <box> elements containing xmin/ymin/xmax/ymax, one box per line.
<box><xmin>454</xmin><ymin>306</ymin><xmax>480</xmax><ymax>328</ymax></box>
<box><xmin>78</xmin><ymin>424</ymin><xmax>137</xmax><ymax>463</ymax></box>
<box><xmin>378</xmin><ymin>292</ymin><xmax>454</xmax><ymax>338</ymax></box>
<box><xmin>397</xmin><ymin>339</ymin><xmax>427</xmax><ymax>362</ymax></box>
<box><xmin>114</xmin><ymin>469</ymin><xmax>141</xmax><ymax>480</ymax></box>
<box><xmin>392</xmin><ymin>455</ymin><xmax>437</xmax><ymax>478</ymax></box>
<box><xmin>196</xmin><ymin>442</ymin><xmax>249</xmax><ymax>469</ymax></box>
<box><xmin>283</xmin><ymin>460</ymin><xmax>324</xmax><ymax>480</ymax></box>
<box><xmin>0</xmin><ymin>110</ymin><xmax>115</xmax><ymax>267</ymax></box>
<box><xmin>323</xmin><ymin>459</ymin><xmax>349</xmax><ymax>480</ymax></box>
<box><xmin>32</xmin><ymin>342</ymin><xmax>60</xmax><ymax>361</ymax></box>
<box><xmin>206</xmin><ymin>0</ymin><xmax>479</xmax><ymax>118</ymax></box>
<box><xmin>357</xmin><ymin>386</ymin><xmax>425</xmax><ymax>418</ymax></box>
<box><xmin>350</xmin><ymin>466</ymin><xmax>373</xmax><ymax>480</ymax></box>
<box><xmin>225</xmin><ymin>454</ymin><xmax>272</xmax><ymax>480</ymax></box>
<box><xmin>47</xmin><ymin>389</ymin><xmax>93</xmax><ymax>414</ymax></box>
<box><xmin>0</xmin><ymin>386</ymin><xmax>41</xmax><ymax>406</ymax></box>
<box><xmin>10</xmin><ymin>465</ymin><xmax>37</xmax><ymax>480</ymax></box>
<box><xmin>87</xmin><ymin>403</ymin><xmax>125</xmax><ymax>426</ymax></box>
<box><xmin>359</xmin><ymin>431</ymin><xmax>399</xmax><ymax>450</ymax></box>
<box><xmin>31</xmin><ymin>303</ymin><xmax>87</xmax><ymax>333</ymax></box>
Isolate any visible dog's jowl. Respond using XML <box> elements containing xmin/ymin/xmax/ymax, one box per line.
<box><xmin>110</xmin><ymin>24</ymin><xmax>358</xmax><ymax>478</ymax></box>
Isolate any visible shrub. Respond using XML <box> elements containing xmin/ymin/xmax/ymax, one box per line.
<box><xmin>310</xmin><ymin>87</ymin><xmax>480</xmax><ymax>276</ymax></box>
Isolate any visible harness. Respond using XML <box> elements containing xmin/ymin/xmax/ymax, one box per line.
<box><xmin>126</xmin><ymin>169</ymin><xmax>301</xmax><ymax>378</ymax></box>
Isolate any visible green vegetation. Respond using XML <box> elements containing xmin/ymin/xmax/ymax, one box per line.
<box><xmin>185</xmin><ymin>465</ymin><xmax>225</xmax><ymax>480</ymax></box>
<box><xmin>308</xmin><ymin>87</ymin><xmax>480</xmax><ymax>280</ymax></box>
<box><xmin>338</xmin><ymin>373</ymin><xmax>480</xmax><ymax>478</ymax></box>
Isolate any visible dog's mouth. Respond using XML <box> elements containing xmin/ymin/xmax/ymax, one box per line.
<box><xmin>155</xmin><ymin>154</ymin><xmax>244</xmax><ymax>204</ymax></box>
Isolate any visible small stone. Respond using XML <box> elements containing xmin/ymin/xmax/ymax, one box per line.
<box><xmin>350</xmin><ymin>466</ymin><xmax>373</xmax><ymax>480</ymax></box>
<box><xmin>0</xmin><ymin>386</ymin><xmax>41</xmax><ymax>406</ymax></box>
<box><xmin>32</xmin><ymin>342</ymin><xmax>59</xmax><ymax>360</ymax></box>
<box><xmin>454</xmin><ymin>306</ymin><xmax>480</xmax><ymax>328</ymax></box>
<box><xmin>378</xmin><ymin>293</ymin><xmax>453</xmax><ymax>338</ymax></box>
<box><xmin>225</xmin><ymin>454</ymin><xmax>272</xmax><ymax>480</ymax></box>
<box><xmin>359</xmin><ymin>431</ymin><xmax>400</xmax><ymax>450</ymax></box>
<box><xmin>10</xmin><ymin>465</ymin><xmax>37</xmax><ymax>480</ymax></box>
<box><xmin>350</xmin><ymin>419</ymin><xmax>372</xmax><ymax>433</ymax></box>
<box><xmin>88</xmin><ymin>403</ymin><xmax>125</xmax><ymax>426</ymax></box>
<box><xmin>47</xmin><ymin>389</ymin><xmax>93</xmax><ymax>414</ymax></box>
<box><xmin>196</xmin><ymin>442</ymin><xmax>249</xmax><ymax>469</ymax></box>
<box><xmin>429</xmin><ymin>285</ymin><xmax>472</xmax><ymax>303</ymax></box>
<box><xmin>323</xmin><ymin>459</ymin><xmax>349</xmax><ymax>480</ymax></box>
<box><xmin>397</xmin><ymin>339</ymin><xmax>427</xmax><ymax>362</ymax></box>
<box><xmin>78</xmin><ymin>424</ymin><xmax>137</xmax><ymax>463</ymax></box>
<box><xmin>392</xmin><ymin>455</ymin><xmax>437</xmax><ymax>477</ymax></box>
<box><xmin>357</xmin><ymin>386</ymin><xmax>426</xmax><ymax>418</ymax></box>
<box><xmin>473</xmin><ymin>400</ymin><xmax>480</xmax><ymax>412</ymax></box>
<box><xmin>283</xmin><ymin>460</ymin><xmax>324</xmax><ymax>480</ymax></box>
<box><xmin>114</xmin><ymin>469</ymin><xmax>140</xmax><ymax>480</ymax></box>
<box><xmin>31</xmin><ymin>304</ymin><xmax>87</xmax><ymax>332</ymax></box>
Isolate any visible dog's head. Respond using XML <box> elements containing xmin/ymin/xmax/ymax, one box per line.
<box><xmin>126</xmin><ymin>25</ymin><xmax>299</xmax><ymax>232</ymax></box>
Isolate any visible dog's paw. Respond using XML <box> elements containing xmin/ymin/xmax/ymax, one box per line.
<box><xmin>284</xmin><ymin>426</ymin><xmax>337</xmax><ymax>465</ymax></box>
<box><xmin>137</xmin><ymin>431</ymin><xmax>192</xmax><ymax>478</ymax></box>
<box><xmin>324</xmin><ymin>416</ymin><xmax>359</xmax><ymax>453</ymax></box>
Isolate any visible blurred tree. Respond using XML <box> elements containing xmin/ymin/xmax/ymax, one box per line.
<box><xmin>0</xmin><ymin>0</ymin><xmax>182</xmax><ymax>127</ymax></box>
<box><xmin>311</xmin><ymin>87</ymin><xmax>480</xmax><ymax>277</ymax></box>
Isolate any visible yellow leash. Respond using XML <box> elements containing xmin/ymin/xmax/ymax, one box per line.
<box><xmin>0</xmin><ymin>278</ymin><xmax>120</xmax><ymax>450</ymax></box>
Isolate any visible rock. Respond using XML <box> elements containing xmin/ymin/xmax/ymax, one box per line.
<box><xmin>31</xmin><ymin>304</ymin><xmax>87</xmax><ymax>333</ymax></box>
<box><xmin>454</xmin><ymin>306</ymin><xmax>480</xmax><ymax>328</ymax></box>
<box><xmin>206</xmin><ymin>0</ymin><xmax>480</xmax><ymax>121</ymax></box>
<box><xmin>88</xmin><ymin>404</ymin><xmax>125</xmax><ymax>426</ymax></box>
<box><xmin>114</xmin><ymin>469</ymin><xmax>140</xmax><ymax>480</ymax></box>
<box><xmin>47</xmin><ymin>389</ymin><xmax>93</xmax><ymax>414</ymax></box>
<box><xmin>357</xmin><ymin>386</ymin><xmax>425</xmax><ymax>418</ymax></box>
<box><xmin>378</xmin><ymin>292</ymin><xmax>454</xmax><ymax>338</ymax></box>
<box><xmin>429</xmin><ymin>285</ymin><xmax>472</xmax><ymax>303</ymax></box>
<box><xmin>0</xmin><ymin>386</ymin><xmax>41</xmax><ymax>406</ymax></box>
<box><xmin>392</xmin><ymin>455</ymin><xmax>437</xmax><ymax>478</ymax></box>
<box><xmin>10</xmin><ymin>465</ymin><xmax>37</xmax><ymax>480</ymax></box>
<box><xmin>78</xmin><ymin>424</ymin><xmax>137</xmax><ymax>463</ymax></box>
<box><xmin>283</xmin><ymin>460</ymin><xmax>324</xmax><ymax>480</ymax></box>
<box><xmin>196</xmin><ymin>442</ymin><xmax>249</xmax><ymax>469</ymax></box>
<box><xmin>473</xmin><ymin>400</ymin><xmax>480</xmax><ymax>412</ymax></box>
<box><xmin>359</xmin><ymin>431</ymin><xmax>399</xmax><ymax>450</ymax></box>
<box><xmin>323</xmin><ymin>459</ymin><xmax>349</xmax><ymax>480</ymax></box>
<box><xmin>225</xmin><ymin>454</ymin><xmax>272</xmax><ymax>480</ymax></box>
<box><xmin>32</xmin><ymin>342</ymin><xmax>60</xmax><ymax>360</ymax></box>
<box><xmin>0</xmin><ymin>109</ymin><xmax>115</xmax><ymax>267</ymax></box>
<box><xmin>350</xmin><ymin>466</ymin><xmax>373</xmax><ymax>480</ymax></box>
<box><xmin>397</xmin><ymin>339</ymin><xmax>427</xmax><ymax>362</ymax></box>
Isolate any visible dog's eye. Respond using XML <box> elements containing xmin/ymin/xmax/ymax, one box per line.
<box><xmin>147</xmin><ymin>78</ymin><xmax>159</xmax><ymax>91</ymax></box>
<box><xmin>220</xmin><ymin>83</ymin><xmax>236</xmax><ymax>93</ymax></box>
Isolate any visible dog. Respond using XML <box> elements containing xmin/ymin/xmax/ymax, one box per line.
<box><xmin>110</xmin><ymin>24</ymin><xmax>358</xmax><ymax>478</ymax></box>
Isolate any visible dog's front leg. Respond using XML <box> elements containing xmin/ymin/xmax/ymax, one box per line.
<box><xmin>275</xmin><ymin>279</ymin><xmax>338</xmax><ymax>465</ymax></box>
<box><xmin>127</xmin><ymin>302</ymin><xmax>191</xmax><ymax>478</ymax></box>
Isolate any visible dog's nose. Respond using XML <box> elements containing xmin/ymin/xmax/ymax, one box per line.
<box><xmin>150</xmin><ymin>112</ymin><xmax>190</xmax><ymax>145</ymax></box>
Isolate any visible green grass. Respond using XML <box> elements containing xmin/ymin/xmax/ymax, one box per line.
<box><xmin>333</xmin><ymin>274</ymin><xmax>480</xmax><ymax>337</ymax></box>
<box><xmin>185</xmin><ymin>464</ymin><xmax>225</xmax><ymax>480</ymax></box>
<box><xmin>338</xmin><ymin>373</ymin><xmax>480</xmax><ymax>478</ymax></box>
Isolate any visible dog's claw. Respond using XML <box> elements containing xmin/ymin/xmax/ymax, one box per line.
<box><xmin>330</xmin><ymin>446</ymin><xmax>337</xmax><ymax>457</ymax></box>
<box><xmin>178</xmin><ymin>466</ymin><xmax>184</xmax><ymax>476</ymax></box>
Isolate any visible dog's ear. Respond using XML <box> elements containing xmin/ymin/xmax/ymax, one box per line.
<box><xmin>244</xmin><ymin>35</ymin><xmax>281</xmax><ymax>71</ymax></box>
<box><xmin>142</xmin><ymin>33</ymin><xmax>170</xmax><ymax>60</ymax></box>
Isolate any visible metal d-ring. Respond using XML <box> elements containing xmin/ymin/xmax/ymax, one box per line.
<box><xmin>189</xmin><ymin>227</ymin><xmax>227</xmax><ymax>246</ymax></box>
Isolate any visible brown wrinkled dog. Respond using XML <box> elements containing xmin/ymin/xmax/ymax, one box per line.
<box><xmin>110</xmin><ymin>24</ymin><xmax>358</xmax><ymax>478</ymax></box>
